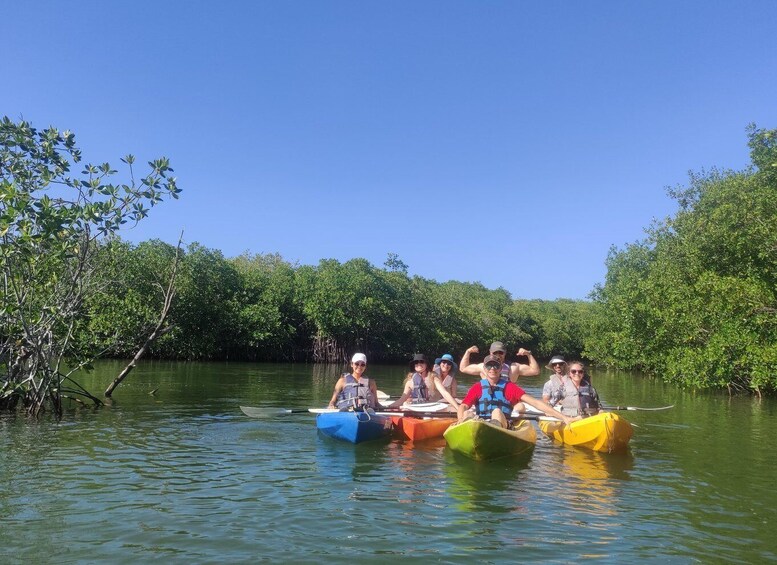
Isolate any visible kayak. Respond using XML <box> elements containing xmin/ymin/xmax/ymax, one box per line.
<box><xmin>390</xmin><ymin>415</ymin><xmax>454</xmax><ymax>441</ymax></box>
<box><xmin>315</xmin><ymin>410</ymin><xmax>393</xmax><ymax>444</ymax></box>
<box><xmin>443</xmin><ymin>418</ymin><xmax>537</xmax><ymax>461</ymax></box>
<box><xmin>538</xmin><ymin>412</ymin><xmax>633</xmax><ymax>453</ymax></box>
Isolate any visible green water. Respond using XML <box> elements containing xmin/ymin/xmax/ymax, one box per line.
<box><xmin>1</xmin><ymin>361</ymin><xmax>775</xmax><ymax>563</ymax></box>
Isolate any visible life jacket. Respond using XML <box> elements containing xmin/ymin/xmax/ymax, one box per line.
<box><xmin>546</xmin><ymin>374</ymin><xmax>566</xmax><ymax>406</ymax></box>
<box><xmin>555</xmin><ymin>376</ymin><xmax>600</xmax><ymax>417</ymax></box>
<box><xmin>429</xmin><ymin>372</ymin><xmax>455</xmax><ymax>402</ymax></box>
<box><xmin>336</xmin><ymin>374</ymin><xmax>375</xmax><ymax>409</ymax></box>
<box><xmin>476</xmin><ymin>377</ymin><xmax>513</xmax><ymax>418</ymax></box>
<box><xmin>410</xmin><ymin>372</ymin><xmax>430</xmax><ymax>403</ymax></box>
<box><xmin>500</xmin><ymin>363</ymin><xmax>511</xmax><ymax>380</ymax></box>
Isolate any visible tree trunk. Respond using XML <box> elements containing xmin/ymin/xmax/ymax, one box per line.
<box><xmin>104</xmin><ymin>232</ymin><xmax>183</xmax><ymax>397</ymax></box>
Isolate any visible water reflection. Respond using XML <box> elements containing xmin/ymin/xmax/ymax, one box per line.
<box><xmin>314</xmin><ymin>433</ymin><xmax>392</xmax><ymax>486</ymax></box>
<box><xmin>549</xmin><ymin>446</ymin><xmax>635</xmax><ymax>518</ymax></box>
<box><xmin>3</xmin><ymin>361</ymin><xmax>777</xmax><ymax>562</ymax></box>
<box><xmin>443</xmin><ymin>448</ymin><xmax>534</xmax><ymax>515</ymax></box>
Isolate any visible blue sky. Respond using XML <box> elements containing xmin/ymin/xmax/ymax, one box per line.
<box><xmin>5</xmin><ymin>1</ymin><xmax>776</xmax><ymax>299</ymax></box>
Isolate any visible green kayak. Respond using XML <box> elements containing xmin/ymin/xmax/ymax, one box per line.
<box><xmin>443</xmin><ymin>418</ymin><xmax>537</xmax><ymax>461</ymax></box>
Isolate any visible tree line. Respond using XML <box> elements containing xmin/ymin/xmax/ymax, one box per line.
<box><xmin>79</xmin><ymin>241</ymin><xmax>595</xmax><ymax>365</ymax></box>
<box><xmin>3</xmin><ymin>117</ymin><xmax>777</xmax><ymax>417</ymax></box>
<box><xmin>586</xmin><ymin>125</ymin><xmax>777</xmax><ymax>395</ymax></box>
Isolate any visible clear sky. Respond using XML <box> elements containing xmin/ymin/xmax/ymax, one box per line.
<box><xmin>4</xmin><ymin>1</ymin><xmax>776</xmax><ymax>299</ymax></box>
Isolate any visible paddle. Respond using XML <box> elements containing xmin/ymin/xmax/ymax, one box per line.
<box><xmin>510</xmin><ymin>414</ymin><xmax>561</xmax><ymax>423</ymax></box>
<box><xmin>240</xmin><ymin>405</ymin><xmax>330</xmax><ymax>418</ymax></box>
<box><xmin>602</xmin><ymin>404</ymin><xmax>675</xmax><ymax>411</ymax></box>
<box><xmin>376</xmin><ymin>409</ymin><xmax>457</xmax><ymax>419</ymax></box>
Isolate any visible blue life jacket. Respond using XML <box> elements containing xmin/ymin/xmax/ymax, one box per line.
<box><xmin>336</xmin><ymin>374</ymin><xmax>374</xmax><ymax>409</ymax></box>
<box><xmin>476</xmin><ymin>377</ymin><xmax>513</xmax><ymax>418</ymax></box>
<box><xmin>410</xmin><ymin>372</ymin><xmax>430</xmax><ymax>403</ymax></box>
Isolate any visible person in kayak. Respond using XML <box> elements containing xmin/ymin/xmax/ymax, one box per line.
<box><xmin>545</xmin><ymin>361</ymin><xmax>601</xmax><ymax>417</ymax></box>
<box><xmin>459</xmin><ymin>341</ymin><xmax>540</xmax><ymax>382</ymax></box>
<box><xmin>457</xmin><ymin>355</ymin><xmax>578</xmax><ymax>428</ymax></box>
<box><xmin>542</xmin><ymin>355</ymin><xmax>568</xmax><ymax>404</ymax></box>
<box><xmin>327</xmin><ymin>353</ymin><xmax>381</xmax><ymax>410</ymax></box>
<box><xmin>431</xmin><ymin>353</ymin><xmax>460</xmax><ymax>408</ymax></box>
<box><xmin>387</xmin><ymin>353</ymin><xmax>458</xmax><ymax>408</ymax></box>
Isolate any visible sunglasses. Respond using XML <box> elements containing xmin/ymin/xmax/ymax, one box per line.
<box><xmin>414</xmin><ymin>361</ymin><xmax>427</xmax><ymax>365</ymax></box>
<box><xmin>440</xmin><ymin>361</ymin><xmax>453</xmax><ymax>366</ymax></box>
<box><xmin>552</xmin><ymin>363</ymin><xmax>564</xmax><ymax>366</ymax></box>
<box><xmin>569</xmin><ymin>369</ymin><xmax>584</xmax><ymax>374</ymax></box>
<box><xmin>354</xmin><ymin>362</ymin><xmax>366</xmax><ymax>367</ymax></box>
<box><xmin>485</xmin><ymin>364</ymin><xmax>501</xmax><ymax>370</ymax></box>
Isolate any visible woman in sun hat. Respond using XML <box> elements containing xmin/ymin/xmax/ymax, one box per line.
<box><xmin>388</xmin><ymin>353</ymin><xmax>456</xmax><ymax>408</ymax></box>
<box><xmin>429</xmin><ymin>353</ymin><xmax>460</xmax><ymax>408</ymax></box>
<box><xmin>388</xmin><ymin>354</ymin><xmax>434</xmax><ymax>408</ymax></box>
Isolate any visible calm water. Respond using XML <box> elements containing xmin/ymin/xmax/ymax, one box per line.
<box><xmin>2</xmin><ymin>361</ymin><xmax>776</xmax><ymax>564</ymax></box>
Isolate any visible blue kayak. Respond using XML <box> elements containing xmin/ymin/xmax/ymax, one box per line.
<box><xmin>316</xmin><ymin>411</ymin><xmax>393</xmax><ymax>443</ymax></box>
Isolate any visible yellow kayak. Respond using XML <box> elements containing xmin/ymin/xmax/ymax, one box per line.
<box><xmin>539</xmin><ymin>412</ymin><xmax>633</xmax><ymax>453</ymax></box>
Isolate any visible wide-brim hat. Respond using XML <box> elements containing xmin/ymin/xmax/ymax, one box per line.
<box><xmin>409</xmin><ymin>353</ymin><xmax>428</xmax><ymax>368</ymax></box>
<box><xmin>435</xmin><ymin>353</ymin><xmax>458</xmax><ymax>373</ymax></box>
<box><xmin>546</xmin><ymin>355</ymin><xmax>566</xmax><ymax>369</ymax></box>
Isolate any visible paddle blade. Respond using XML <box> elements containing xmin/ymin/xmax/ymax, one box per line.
<box><xmin>240</xmin><ymin>406</ymin><xmax>297</xmax><ymax>418</ymax></box>
<box><xmin>606</xmin><ymin>404</ymin><xmax>675</xmax><ymax>411</ymax></box>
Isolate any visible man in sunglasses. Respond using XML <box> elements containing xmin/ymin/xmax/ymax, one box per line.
<box><xmin>459</xmin><ymin>341</ymin><xmax>540</xmax><ymax>382</ymax></box>
<box><xmin>542</xmin><ymin>355</ymin><xmax>568</xmax><ymax>404</ymax></box>
<box><xmin>457</xmin><ymin>355</ymin><xmax>576</xmax><ymax>428</ymax></box>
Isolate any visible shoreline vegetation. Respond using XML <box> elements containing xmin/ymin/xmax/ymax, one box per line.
<box><xmin>2</xmin><ymin>117</ymin><xmax>777</xmax><ymax>417</ymax></box>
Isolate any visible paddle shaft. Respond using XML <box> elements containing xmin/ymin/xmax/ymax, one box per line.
<box><xmin>602</xmin><ymin>404</ymin><xmax>674</xmax><ymax>411</ymax></box>
<box><xmin>377</xmin><ymin>410</ymin><xmax>457</xmax><ymax>418</ymax></box>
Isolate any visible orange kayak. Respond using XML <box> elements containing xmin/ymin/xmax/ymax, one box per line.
<box><xmin>391</xmin><ymin>416</ymin><xmax>455</xmax><ymax>441</ymax></box>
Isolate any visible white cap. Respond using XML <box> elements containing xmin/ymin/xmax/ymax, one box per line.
<box><xmin>351</xmin><ymin>353</ymin><xmax>367</xmax><ymax>364</ymax></box>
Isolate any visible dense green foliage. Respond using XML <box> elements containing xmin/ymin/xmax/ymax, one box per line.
<box><xmin>0</xmin><ymin>117</ymin><xmax>178</xmax><ymax>414</ymax></box>
<box><xmin>77</xmin><ymin>245</ymin><xmax>595</xmax><ymax>364</ymax></box>
<box><xmin>7</xmin><ymin>116</ymin><xmax>776</xmax><ymax>404</ymax></box>
<box><xmin>586</xmin><ymin>125</ymin><xmax>777</xmax><ymax>393</ymax></box>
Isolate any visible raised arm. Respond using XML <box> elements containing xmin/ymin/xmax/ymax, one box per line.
<box><xmin>459</xmin><ymin>345</ymin><xmax>482</xmax><ymax>376</ymax></box>
<box><xmin>510</xmin><ymin>348</ymin><xmax>540</xmax><ymax>381</ymax></box>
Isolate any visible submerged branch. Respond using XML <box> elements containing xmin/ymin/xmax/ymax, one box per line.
<box><xmin>104</xmin><ymin>231</ymin><xmax>183</xmax><ymax>397</ymax></box>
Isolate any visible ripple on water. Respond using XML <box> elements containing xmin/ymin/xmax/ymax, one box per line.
<box><xmin>3</xmin><ymin>368</ymin><xmax>777</xmax><ymax>563</ymax></box>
